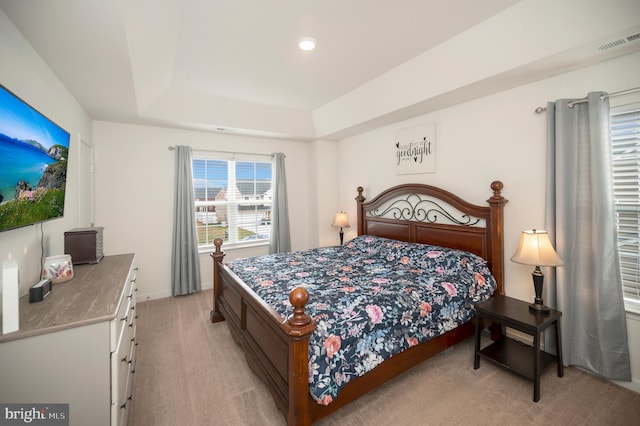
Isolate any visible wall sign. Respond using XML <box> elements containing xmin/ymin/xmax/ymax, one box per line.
<box><xmin>394</xmin><ymin>123</ymin><xmax>435</xmax><ymax>175</ymax></box>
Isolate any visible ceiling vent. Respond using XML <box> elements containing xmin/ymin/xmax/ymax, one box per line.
<box><xmin>597</xmin><ymin>32</ymin><xmax>640</xmax><ymax>51</ymax></box>
<box><xmin>628</xmin><ymin>32</ymin><xmax>640</xmax><ymax>42</ymax></box>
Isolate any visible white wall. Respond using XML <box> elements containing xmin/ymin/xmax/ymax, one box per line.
<box><xmin>336</xmin><ymin>51</ymin><xmax>640</xmax><ymax>391</ymax></box>
<box><xmin>0</xmin><ymin>10</ymin><xmax>93</xmax><ymax>297</ymax></box>
<box><xmin>92</xmin><ymin>122</ymin><xmax>312</xmax><ymax>300</ymax></box>
<box><xmin>308</xmin><ymin>139</ymin><xmax>341</xmax><ymax>248</ymax></box>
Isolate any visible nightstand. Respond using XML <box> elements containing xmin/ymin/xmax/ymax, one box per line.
<box><xmin>473</xmin><ymin>294</ymin><xmax>564</xmax><ymax>402</ymax></box>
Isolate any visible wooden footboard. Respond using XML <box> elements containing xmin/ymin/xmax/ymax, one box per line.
<box><xmin>210</xmin><ymin>239</ymin><xmax>315</xmax><ymax>425</ymax></box>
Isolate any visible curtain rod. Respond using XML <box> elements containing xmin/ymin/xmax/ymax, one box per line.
<box><xmin>168</xmin><ymin>145</ymin><xmax>275</xmax><ymax>157</ymax></box>
<box><xmin>534</xmin><ymin>87</ymin><xmax>640</xmax><ymax>113</ymax></box>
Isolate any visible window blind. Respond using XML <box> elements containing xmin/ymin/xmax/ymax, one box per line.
<box><xmin>191</xmin><ymin>151</ymin><xmax>273</xmax><ymax>249</ymax></box>
<box><xmin>611</xmin><ymin>105</ymin><xmax>640</xmax><ymax>306</ymax></box>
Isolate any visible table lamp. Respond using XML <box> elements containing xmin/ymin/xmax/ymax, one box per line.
<box><xmin>332</xmin><ymin>212</ymin><xmax>350</xmax><ymax>245</ymax></box>
<box><xmin>511</xmin><ymin>229</ymin><xmax>564</xmax><ymax>312</ymax></box>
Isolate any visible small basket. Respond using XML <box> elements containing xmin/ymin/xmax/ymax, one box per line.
<box><xmin>42</xmin><ymin>254</ymin><xmax>74</xmax><ymax>284</ymax></box>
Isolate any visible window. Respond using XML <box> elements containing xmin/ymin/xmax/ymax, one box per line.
<box><xmin>192</xmin><ymin>152</ymin><xmax>272</xmax><ymax>250</ymax></box>
<box><xmin>611</xmin><ymin>102</ymin><xmax>640</xmax><ymax>311</ymax></box>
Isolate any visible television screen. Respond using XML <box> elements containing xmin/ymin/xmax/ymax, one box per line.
<box><xmin>0</xmin><ymin>84</ymin><xmax>71</xmax><ymax>232</ymax></box>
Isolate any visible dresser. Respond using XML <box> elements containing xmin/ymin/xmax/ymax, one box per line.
<box><xmin>0</xmin><ymin>254</ymin><xmax>138</xmax><ymax>426</ymax></box>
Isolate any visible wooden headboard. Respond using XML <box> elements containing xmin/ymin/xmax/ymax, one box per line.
<box><xmin>355</xmin><ymin>181</ymin><xmax>507</xmax><ymax>295</ymax></box>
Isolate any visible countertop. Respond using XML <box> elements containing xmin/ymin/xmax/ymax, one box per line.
<box><xmin>0</xmin><ymin>253</ymin><xmax>135</xmax><ymax>343</ymax></box>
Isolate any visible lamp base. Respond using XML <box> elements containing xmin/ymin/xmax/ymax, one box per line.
<box><xmin>529</xmin><ymin>302</ymin><xmax>550</xmax><ymax>313</ymax></box>
<box><xmin>529</xmin><ymin>266</ymin><xmax>550</xmax><ymax>313</ymax></box>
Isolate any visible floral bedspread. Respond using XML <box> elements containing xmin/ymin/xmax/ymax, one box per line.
<box><xmin>226</xmin><ymin>235</ymin><xmax>497</xmax><ymax>405</ymax></box>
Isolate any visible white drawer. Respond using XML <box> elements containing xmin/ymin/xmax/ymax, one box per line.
<box><xmin>111</xmin><ymin>260</ymin><xmax>137</xmax><ymax>426</ymax></box>
<box><xmin>111</xmin><ymin>303</ymin><xmax>134</xmax><ymax>400</ymax></box>
<box><xmin>112</xmin><ymin>323</ymin><xmax>129</xmax><ymax>387</ymax></box>
<box><xmin>110</xmin><ymin>274</ymin><xmax>135</xmax><ymax>352</ymax></box>
<box><xmin>118</xmin><ymin>395</ymin><xmax>130</xmax><ymax>426</ymax></box>
<box><xmin>120</xmin><ymin>360</ymin><xmax>135</xmax><ymax>425</ymax></box>
<box><xmin>127</xmin><ymin>332</ymin><xmax>137</xmax><ymax>372</ymax></box>
<box><xmin>114</xmin><ymin>333</ymin><xmax>136</xmax><ymax>424</ymax></box>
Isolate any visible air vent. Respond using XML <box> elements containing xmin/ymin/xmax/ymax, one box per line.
<box><xmin>598</xmin><ymin>38</ymin><xmax>626</xmax><ymax>51</ymax></box>
<box><xmin>597</xmin><ymin>32</ymin><xmax>640</xmax><ymax>51</ymax></box>
<box><xmin>627</xmin><ymin>32</ymin><xmax>640</xmax><ymax>42</ymax></box>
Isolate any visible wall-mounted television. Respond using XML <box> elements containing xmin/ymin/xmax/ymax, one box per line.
<box><xmin>0</xmin><ymin>84</ymin><xmax>71</xmax><ymax>232</ymax></box>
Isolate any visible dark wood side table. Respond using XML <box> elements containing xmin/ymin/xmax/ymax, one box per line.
<box><xmin>474</xmin><ymin>294</ymin><xmax>564</xmax><ymax>402</ymax></box>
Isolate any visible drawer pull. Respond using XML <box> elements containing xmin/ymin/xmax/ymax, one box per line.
<box><xmin>121</xmin><ymin>315</ymin><xmax>128</xmax><ymax>322</ymax></box>
<box><xmin>121</xmin><ymin>356</ymin><xmax>128</xmax><ymax>363</ymax></box>
<box><xmin>120</xmin><ymin>401</ymin><xmax>127</xmax><ymax>410</ymax></box>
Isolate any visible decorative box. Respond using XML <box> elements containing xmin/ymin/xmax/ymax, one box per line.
<box><xmin>64</xmin><ymin>227</ymin><xmax>104</xmax><ymax>265</ymax></box>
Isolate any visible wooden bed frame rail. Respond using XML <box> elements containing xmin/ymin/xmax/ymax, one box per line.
<box><xmin>210</xmin><ymin>181</ymin><xmax>507</xmax><ymax>425</ymax></box>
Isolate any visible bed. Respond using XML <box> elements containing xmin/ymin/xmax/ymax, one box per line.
<box><xmin>210</xmin><ymin>181</ymin><xmax>507</xmax><ymax>425</ymax></box>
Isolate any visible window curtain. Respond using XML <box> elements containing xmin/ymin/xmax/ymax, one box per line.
<box><xmin>544</xmin><ymin>92</ymin><xmax>631</xmax><ymax>380</ymax></box>
<box><xmin>171</xmin><ymin>145</ymin><xmax>201</xmax><ymax>296</ymax></box>
<box><xmin>269</xmin><ymin>152</ymin><xmax>291</xmax><ymax>253</ymax></box>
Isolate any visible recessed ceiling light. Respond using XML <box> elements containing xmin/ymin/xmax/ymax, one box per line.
<box><xmin>298</xmin><ymin>37</ymin><xmax>316</xmax><ymax>51</ymax></box>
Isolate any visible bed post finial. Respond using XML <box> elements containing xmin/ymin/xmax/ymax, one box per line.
<box><xmin>288</xmin><ymin>287</ymin><xmax>311</xmax><ymax>327</ymax></box>
<box><xmin>489</xmin><ymin>181</ymin><xmax>504</xmax><ymax>202</ymax></box>
<box><xmin>213</xmin><ymin>238</ymin><xmax>224</xmax><ymax>255</ymax></box>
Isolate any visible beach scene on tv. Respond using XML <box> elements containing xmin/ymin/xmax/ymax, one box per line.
<box><xmin>0</xmin><ymin>85</ymin><xmax>71</xmax><ymax>232</ymax></box>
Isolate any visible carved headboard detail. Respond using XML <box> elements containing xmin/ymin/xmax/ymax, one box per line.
<box><xmin>355</xmin><ymin>181</ymin><xmax>507</xmax><ymax>295</ymax></box>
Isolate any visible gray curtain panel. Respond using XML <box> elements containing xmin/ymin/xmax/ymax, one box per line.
<box><xmin>171</xmin><ymin>145</ymin><xmax>201</xmax><ymax>296</ymax></box>
<box><xmin>544</xmin><ymin>92</ymin><xmax>631</xmax><ymax>380</ymax></box>
<box><xmin>269</xmin><ymin>153</ymin><xmax>291</xmax><ymax>254</ymax></box>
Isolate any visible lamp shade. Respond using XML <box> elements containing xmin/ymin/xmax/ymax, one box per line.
<box><xmin>332</xmin><ymin>212</ymin><xmax>350</xmax><ymax>228</ymax></box>
<box><xmin>511</xmin><ymin>229</ymin><xmax>563</xmax><ymax>267</ymax></box>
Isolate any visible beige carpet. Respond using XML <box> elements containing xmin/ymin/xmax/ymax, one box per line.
<box><xmin>128</xmin><ymin>290</ymin><xmax>640</xmax><ymax>426</ymax></box>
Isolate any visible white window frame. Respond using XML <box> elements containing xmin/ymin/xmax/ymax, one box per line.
<box><xmin>192</xmin><ymin>151</ymin><xmax>273</xmax><ymax>252</ymax></box>
<box><xmin>611</xmin><ymin>101</ymin><xmax>640</xmax><ymax>313</ymax></box>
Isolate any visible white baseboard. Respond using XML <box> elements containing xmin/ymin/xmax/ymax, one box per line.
<box><xmin>504</xmin><ymin>328</ymin><xmax>534</xmax><ymax>345</ymax></box>
<box><xmin>137</xmin><ymin>289</ymin><xmax>171</xmax><ymax>302</ymax></box>
<box><xmin>136</xmin><ymin>280</ymin><xmax>213</xmax><ymax>303</ymax></box>
<box><xmin>613</xmin><ymin>378</ymin><xmax>640</xmax><ymax>393</ymax></box>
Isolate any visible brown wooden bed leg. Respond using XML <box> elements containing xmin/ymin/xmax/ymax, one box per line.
<box><xmin>210</xmin><ymin>238</ymin><xmax>226</xmax><ymax>323</ymax></box>
<box><xmin>287</xmin><ymin>287</ymin><xmax>316</xmax><ymax>426</ymax></box>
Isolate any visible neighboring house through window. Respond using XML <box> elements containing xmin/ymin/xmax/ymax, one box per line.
<box><xmin>611</xmin><ymin>102</ymin><xmax>640</xmax><ymax>312</ymax></box>
<box><xmin>192</xmin><ymin>151</ymin><xmax>272</xmax><ymax>250</ymax></box>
